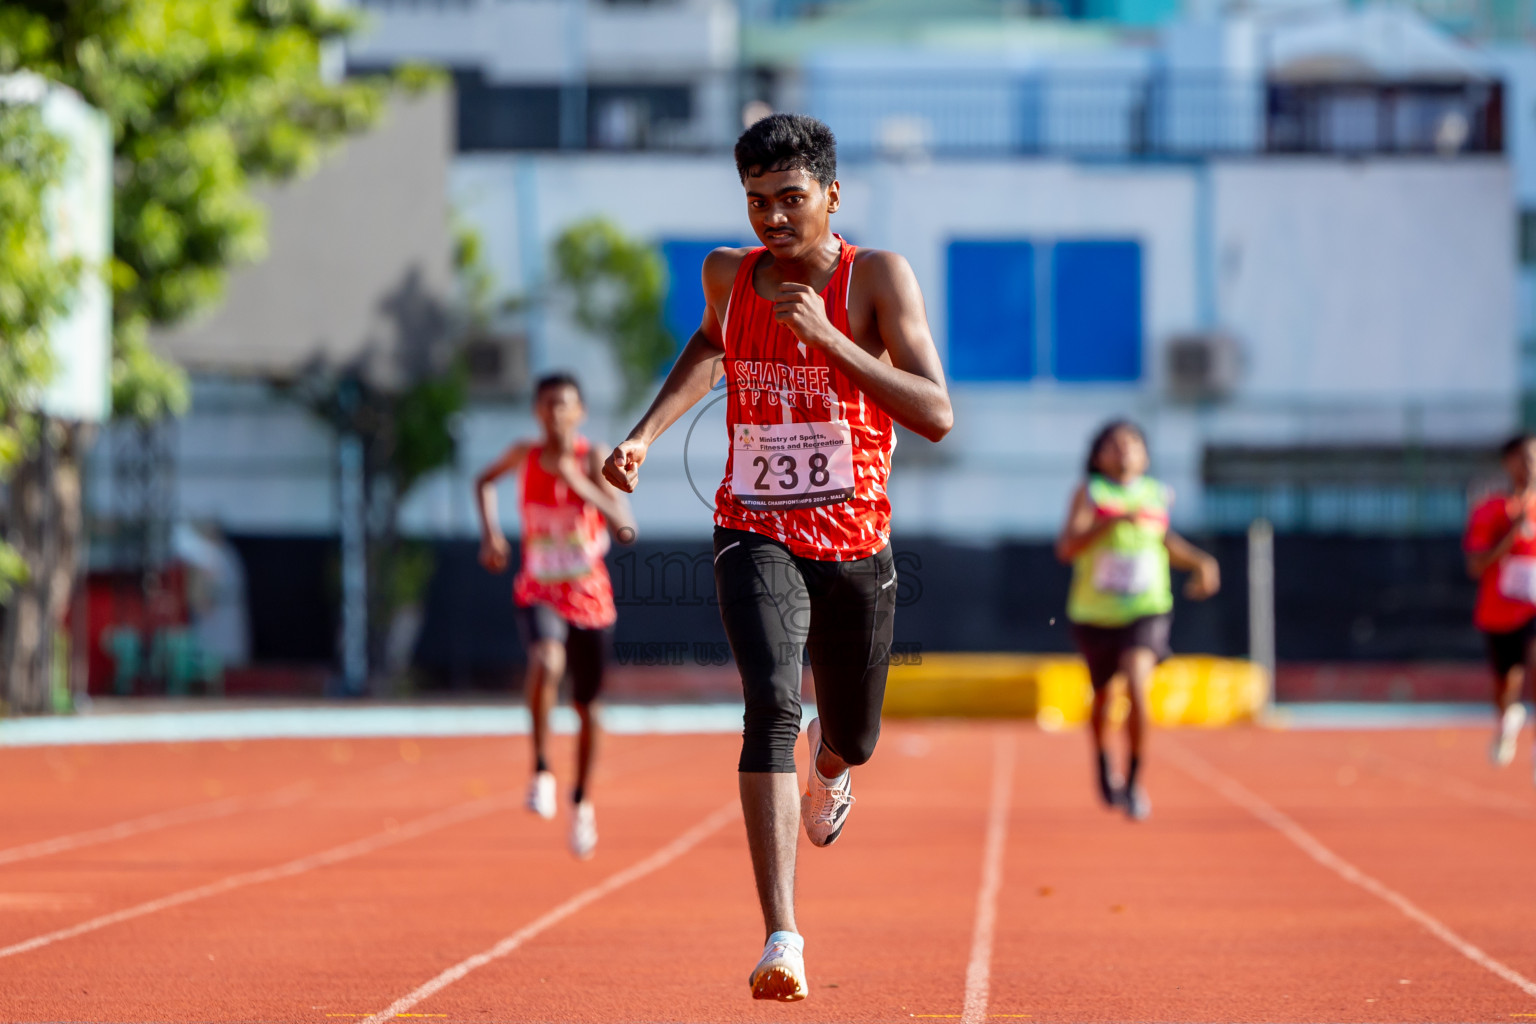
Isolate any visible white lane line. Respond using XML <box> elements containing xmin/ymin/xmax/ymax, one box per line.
<box><xmin>1</xmin><ymin>739</ymin><xmax>525</xmax><ymax>870</ymax></box>
<box><xmin>0</xmin><ymin>704</ymin><xmax>755</xmax><ymax>748</ymax></box>
<box><xmin>0</xmin><ymin>792</ymin><xmax>519</xmax><ymax>960</ymax></box>
<box><xmin>1165</xmin><ymin>741</ymin><xmax>1536</xmax><ymax>1000</ymax></box>
<box><xmin>1360</xmin><ymin>751</ymin><xmax>1535</xmax><ymax>819</ymax></box>
<box><xmin>361</xmin><ymin>801</ymin><xmax>739</xmax><ymax>1024</ymax></box>
<box><xmin>961</xmin><ymin>731</ymin><xmax>1017</xmax><ymax>1024</ymax></box>
<box><xmin>0</xmin><ymin>782</ymin><xmax>313</xmax><ymax>869</ymax></box>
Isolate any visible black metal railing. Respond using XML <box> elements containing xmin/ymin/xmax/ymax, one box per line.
<box><xmin>808</xmin><ymin>74</ymin><xmax>1503</xmax><ymax>159</ymax></box>
<box><xmin>1201</xmin><ymin>442</ymin><xmax>1504</xmax><ymax>535</ymax></box>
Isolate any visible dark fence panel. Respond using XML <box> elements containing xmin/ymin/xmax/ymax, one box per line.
<box><xmin>226</xmin><ymin>535</ymin><xmax>339</xmax><ymax>664</ymax></box>
<box><xmin>405</xmin><ymin>532</ymin><xmax>1480</xmax><ymax>684</ymax></box>
<box><xmin>215</xmin><ymin>533</ymin><xmax>1485</xmax><ymax>682</ymax></box>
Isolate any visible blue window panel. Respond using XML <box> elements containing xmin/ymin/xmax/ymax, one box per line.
<box><xmin>946</xmin><ymin>240</ymin><xmax>1036</xmax><ymax>381</ymax></box>
<box><xmin>1052</xmin><ymin>240</ymin><xmax>1142</xmax><ymax>382</ymax></box>
<box><xmin>661</xmin><ymin>239</ymin><xmax>739</xmax><ymax>359</ymax></box>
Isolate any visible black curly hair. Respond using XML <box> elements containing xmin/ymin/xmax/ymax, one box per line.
<box><xmin>1085</xmin><ymin>419</ymin><xmax>1147</xmax><ymax>476</ymax></box>
<box><xmin>734</xmin><ymin>113</ymin><xmax>837</xmax><ymax>187</ymax></box>
<box><xmin>535</xmin><ymin>372</ymin><xmax>583</xmax><ymax>402</ymax></box>
<box><xmin>1501</xmin><ymin>433</ymin><xmax>1536</xmax><ymax>459</ymax></box>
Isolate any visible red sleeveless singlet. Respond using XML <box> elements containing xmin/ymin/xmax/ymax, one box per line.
<box><xmin>512</xmin><ymin>437</ymin><xmax>616</xmax><ymax>630</ymax></box>
<box><xmin>713</xmin><ymin>239</ymin><xmax>896</xmax><ymax>561</ymax></box>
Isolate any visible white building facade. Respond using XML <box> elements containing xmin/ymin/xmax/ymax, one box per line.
<box><xmin>124</xmin><ymin>0</ymin><xmax>1525</xmax><ymax>547</ymax></box>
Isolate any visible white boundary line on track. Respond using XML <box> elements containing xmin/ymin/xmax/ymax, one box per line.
<box><xmin>360</xmin><ymin>801</ymin><xmax>739</xmax><ymax>1024</ymax></box>
<box><xmin>1360</xmin><ymin>751</ymin><xmax>1536</xmax><ymax>818</ymax></box>
<box><xmin>0</xmin><ymin>740</ymin><xmax>514</xmax><ymax>870</ymax></box>
<box><xmin>1165</xmin><ymin>741</ymin><xmax>1536</xmax><ymax>1000</ymax></box>
<box><xmin>0</xmin><ymin>792</ymin><xmax>520</xmax><ymax>960</ymax></box>
<box><xmin>0</xmin><ymin>782</ymin><xmax>314</xmax><ymax>868</ymax></box>
<box><xmin>961</xmin><ymin>732</ymin><xmax>1017</xmax><ymax>1024</ymax></box>
<box><xmin>0</xmin><ymin>704</ymin><xmax>766</xmax><ymax>748</ymax></box>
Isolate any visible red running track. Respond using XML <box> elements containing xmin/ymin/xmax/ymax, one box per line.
<box><xmin>2</xmin><ymin>720</ymin><xmax>1535</xmax><ymax>1023</ymax></box>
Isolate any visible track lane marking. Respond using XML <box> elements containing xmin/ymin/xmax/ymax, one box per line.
<box><xmin>360</xmin><ymin>801</ymin><xmax>739</xmax><ymax>1024</ymax></box>
<box><xmin>961</xmin><ymin>731</ymin><xmax>1017</xmax><ymax>1024</ymax></box>
<box><xmin>1166</xmin><ymin>741</ymin><xmax>1536</xmax><ymax>1000</ymax></box>
<box><xmin>1356</xmin><ymin>749</ymin><xmax>1535</xmax><ymax>819</ymax></box>
<box><xmin>0</xmin><ymin>782</ymin><xmax>315</xmax><ymax>869</ymax></box>
<box><xmin>0</xmin><ymin>739</ymin><xmax>524</xmax><ymax>870</ymax></box>
<box><xmin>0</xmin><ymin>792</ymin><xmax>520</xmax><ymax>960</ymax></box>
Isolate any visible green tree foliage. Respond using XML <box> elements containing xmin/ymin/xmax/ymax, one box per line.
<box><xmin>0</xmin><ymin>0</ymin><xmax>412</xmax><ymax>421</ymax></box>
<box><xmin>0</xmin><ymin>2</ymin><xmax>441</xmax><ymax>703</ymax></box>
<box><xmin>553</xmin><ymin>218</ymin><xmax>676</xmax><ymax>407</ymax></box>
<box><xmin>0</xmin><ymin>104</ymin><xmax>79</xmax><ymax>599</ymax></box>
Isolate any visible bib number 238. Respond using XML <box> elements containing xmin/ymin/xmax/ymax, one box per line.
<box><xmin>732</xmin><ymin>420</ymin><xmax>855</xmax><ymax>511</ymax></box>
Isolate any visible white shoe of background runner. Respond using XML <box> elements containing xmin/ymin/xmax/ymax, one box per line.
<box><xmin>749</xmin><ymin>930</ymin><xmax>807</xmax><ymax>1001</ymax></box>
<box><xmin>1124</xmin><ymin>784</ymin><xmax>1152</xmax><ymax>822</ymax></box>
<box><xmin>527</xmin><ymin>770</ymin><xmax>557</xmax><ymax>819</ymax></box>
<box><xmin>801</xmin><ymin>718</ymin><xmax>855</xmax><ymax>847</ymax></box>
<box><xmin>1492</xmin><ymin>704</ymin><xmax>1526</xmax><ymax>767</ymax></box>
<box><xmin>569</xmin><ymin>800</ymin><xmax>597</xmax><ymax>859</ymax></box>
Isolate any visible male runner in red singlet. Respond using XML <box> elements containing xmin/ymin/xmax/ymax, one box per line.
<box><xmin>476</xmin><ymin>373</ymin><xmax>636</xmax><ymax>859</ymax></box>
<box><xmin>603</xmin><ymin>114</ymin><xmax>952</xmax><ymax>1000</ymax></box>
<box><xmin>1465</xmin><ymin>433</ymin><xmax>1536</xmax><ymax>775</ymax></box>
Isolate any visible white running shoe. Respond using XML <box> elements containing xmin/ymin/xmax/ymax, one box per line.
<box><xmin>569</xmin><ymin>801</ymin><xmax>597</xmax><ymax>860</ymax></box>
<box><xmin>526</xmin><ymin>770</ymin><xmax>556</xmax><ymax>820</ymax></box>
<box><xmin>801</xmin><ymin>718</ymin><xmax>854</xmax><ymax>848</ymax></box>
<box><xmin>1492</xmin><ymin>704</ymin><xmax>1526</xmax><ymax>767</ymax></box>
<box><xmin>748</xmin><ymin>931</ymin><xmax>807</xmax><ymax>1001</ymax></box>
<box><xmin>1123</xmin><ymin>785</ymin><xmax>1152</xmax><ymax>822</ymax></box>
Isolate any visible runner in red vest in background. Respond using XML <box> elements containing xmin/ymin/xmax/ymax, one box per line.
<box><xmin>476</xmin><ymin>373</ymin><xmax>637</xmax><ymax>859</ymax></box>
<box><xmin>1465</xmin><ymin>433</ymin><xmax>1536</xmax><ymax>776</ymax></box>
<box><xmin>603</xmin><ymin>114</ymin><xmax>953</xmax><ymax>1001</ymax></box>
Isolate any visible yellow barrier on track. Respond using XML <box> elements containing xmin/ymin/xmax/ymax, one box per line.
<box><xmin>883</xmin><ymin>653</ymin><xmax>1268</xmax><ymax>727</ymax></box>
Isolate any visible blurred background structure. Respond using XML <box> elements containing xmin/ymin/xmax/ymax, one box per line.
<box><xmin>4</xmin><ymin>0</ymin><xmax>1534</xmax><ymax>707</ymax></box>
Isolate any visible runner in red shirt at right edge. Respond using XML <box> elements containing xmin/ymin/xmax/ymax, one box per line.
<box><xmin>1465</xmin><ymin>433</ymin><xmax>1536</xmax><ymax>775</ymax></box>
<box><xmin>603</xmin><ymin>114</ymin><xmax>953</xmax><ymax>1001</ymax></box>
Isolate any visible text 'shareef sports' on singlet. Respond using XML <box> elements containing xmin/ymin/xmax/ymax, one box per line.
<box><xmin>714</xmin><ymin>237</ymin><xmax>895</xmax><ymax>560</ymax></box>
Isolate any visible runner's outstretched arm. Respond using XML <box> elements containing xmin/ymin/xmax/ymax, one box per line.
<box><xmin>1055</xmin><ymin>484</ymin><xmax>1130</xmax><ymax>563</ymax></box>
<box><xmin>1467</xmin><ymin>505</ymin><xmax>1528</xmax><ymax>578</ymax></box>
<box><xmin>1166</xmin><ymin>531</ymin><xmax>1220</xmax><ymax>600</ymax></box>
<box><xmin>556</xmin><ymin>446</ymin><xmax>638</xmax><ymax>542</ymax></box>
<box><xmin>602</xmin><ymin>332</ymin><xmax>723</xmax><ymax>493</ymax></box>
<box><xmin>603</xmin><ymin>250</ymin><xmax>736</xmax><ymax>492</ymax></box>
<box><xmin>475</xmin><ymin>442</ymin><xmax>532</xmax><ymax>571</ymax></box>
<box><xmin>772</xmin><ymin>251</ymin><xmax>952</xmax><ymax>442</ymax></box>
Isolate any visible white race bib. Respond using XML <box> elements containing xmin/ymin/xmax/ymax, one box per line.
<box><xmin>731</xmin><ymin>420</ymin><xmax>855</xmax><ymax>511</ymax></box>
<box><xmin>1498</xmin><ymin>556</ymin><xmax>1536</xmax><ymax>603</ymax></box>
<box><xmin>523</xmin><ymin>505</ymin><xmax>605</xmax><ymax>583</ymax></box>
<box><xmin>526</xmin><ymin>538</ymin><xmax>591</xmax><ymax>583</ymax></box>
<box><xmin>1092</xmin><ymin>551</ymin><xmax>1159</xmax><ymax>596</ymax></box>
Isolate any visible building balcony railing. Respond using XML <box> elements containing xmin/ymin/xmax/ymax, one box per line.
<box><xmin>437</xmin><ymin>70</ymin><xmax>1504</xmax><ymax>157</ymax></box>
<box><xmin>809</xmin><ymin>74</ymin><xmax>1504</xmax><ymax>160</ymax></box>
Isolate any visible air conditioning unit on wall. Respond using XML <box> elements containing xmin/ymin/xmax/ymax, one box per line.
<box><xmin>462</xmin><ymin>331</ymin><xmax>531</xmax><ymax>398</ymax></box>
<box><xmin>1164</xmin><ymin>332</ymin><xmax>1241</xmax><ymax>401</ymax></box>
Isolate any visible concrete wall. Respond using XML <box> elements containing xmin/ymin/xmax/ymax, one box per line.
<box><xmin>1213</xmin><ymin>159</ymin><xmax>1515</xmax><ymax>402</ymax></box>
<box><xmin>348</xmin><ymin>0</ymin><xmax>738</xmax><ymax>84</ymax></box>
<box><xmin>126</xmin><ymin>152</ymin><xmax>1518</xmax><ymax>542</ymax></box>
<box><xmin>149</xmin><ymin>91</ymin><xmax>455</xmax><ymax>389</ymax></box>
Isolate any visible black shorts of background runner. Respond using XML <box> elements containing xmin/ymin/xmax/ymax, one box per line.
<box><xmin>514</xmin><ymin>603</ymin><xmax>610</xmax><ymax>705</ymax></box>
<box><xmin>1484</xmin><ymin>618</ymin><xmax>1536</xmax><ymax>679</ymax></box>
<box><xmin>712</xmin><ymin>526</ymin><xmax>897</xmax><ymax>774</ymax></box>
<box><xmin>1071</xmin><ymin>613</ymin><xmax>1173</xmax><ymax>691</ymax></box>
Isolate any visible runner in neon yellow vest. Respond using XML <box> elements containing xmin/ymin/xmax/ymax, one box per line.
<box><xmin>1055</xmin><ymin>421</ymin><xmax>1220</xmax><ymax>821</ymax></box>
